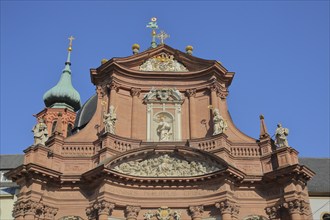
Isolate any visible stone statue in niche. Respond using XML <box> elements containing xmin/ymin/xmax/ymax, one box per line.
<box><xmin>32</xmin><ymin>118</ymin><xmax>49</xmax><ymax>145</ymax></box>
<box><xmin>103</xmin><ymin>105</ymin><xmax>117</xmax><ymax>134</ymax></box>
<box><xmin>275</xmin><ymin>123</ymin><xmax>289</xmax><ymax>147</ymax></box>
<box><xmin>156</xmin><ymin>114</ymin><xmax>172</xmax><ymax>141</ymax></box>
<box><xmin>212</xmin><ymin>108</ymin><xmax>228</xmax><ymax>135</ymax></box>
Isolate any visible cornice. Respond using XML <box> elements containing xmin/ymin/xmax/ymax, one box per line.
<box><xmin>263</xmin><ymin>164</ymin><xmax>315</xmax><ymax>183</ymax></box>
<box><xmin>97</xmin><ymin>44</ymin><xmax>219</xmax><ymax>72</ymax></box>
<box><xmin>5</xmin><ymin>163</ymin><xmax>62</xmax><ymax>183</ymax></box>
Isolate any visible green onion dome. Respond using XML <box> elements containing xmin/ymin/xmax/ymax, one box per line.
<box><xmin>43</xmin><ymin>44</ymin><xmax>81</xmax><ymax>112</ymax></box>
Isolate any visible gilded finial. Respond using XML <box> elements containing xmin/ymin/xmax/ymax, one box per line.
<box><xmin>101</xmin><ymin>59</ymin><xmax>108</xmax><ymax>64</ymax></box>
<box><xmin>68</xmin><ymin>36</ymin><xmax>75</xmax><ymax>51</ymax></box>
<box><xmin>186</xmin><ymin>45</ymin><xmax>193</xmax><ymax>55</ymax></box>
<box><xmin>132</xmin><ymin>43</ymin><xmax>140</xmax><ymax>54</ymax></box>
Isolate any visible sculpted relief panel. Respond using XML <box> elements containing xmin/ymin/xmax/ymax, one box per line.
<box><xmin>111</xmin><ymin>154</ymin><xmax>223</xmax><ymax>177</ymax></box>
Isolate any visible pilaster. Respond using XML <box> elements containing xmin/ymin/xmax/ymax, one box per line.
<box><xmin>209</xmin><ymin>83</ymin><xmax>219</xmax><ymax>110</ymax></box>
<box><xmin>109</xmin><ymin>82</ymin><xmax>119</xmax><ymax>107</ymax></box>
<box><xmin>186</xmin><ymin>89</ymin><xmax>196</xmax><ymax>139</ymax></box>
<box><xmin>130</xmin><ymin>88</ymin><xmax>141</xmax><ymax>139</ymax></box>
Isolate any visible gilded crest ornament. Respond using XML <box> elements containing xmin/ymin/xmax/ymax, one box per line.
<box><xmin>156</xmin><ymin>207</ymin><xmax>171</xmax><ymax>220</ymax></box>
<box><xmin>139</xmin><ymin>53</ymin><xmax>188</xmax><ymax>72</ymax></box>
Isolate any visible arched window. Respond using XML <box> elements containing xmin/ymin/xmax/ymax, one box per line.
<box><xmin>67</xmin><ymin>123</ymin><xmax>73</xmax><ymax>137</ymax></box>
<box><xmin>51</xmin><ymin>121</ymin><xmax>57</xmax><ymax>133</ymax></box>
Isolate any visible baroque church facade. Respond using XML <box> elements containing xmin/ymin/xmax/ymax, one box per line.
<box><xmin>6</xmin><ymin>20</ymin><xmax>315</xmax><ymax>220</ymax></box>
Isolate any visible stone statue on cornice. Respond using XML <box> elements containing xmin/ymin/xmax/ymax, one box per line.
<box><xmin>275</xmin><ymin>123</ymin><xmax>289</xmax><ymax>147</ymax></box>
<box><xmin>213</xmin><ymin>108</ymin><xmax>228</xmax><ymax>135</ymax></box>
<box><xmin>103</xmin><ymin>105</ymin><xmax>117</xmax><ymax>134</ymax></box>
<box><xmin>32</xmin><ymin>118</ymin><xmax>49</xmax><ymax>145</ymax></box>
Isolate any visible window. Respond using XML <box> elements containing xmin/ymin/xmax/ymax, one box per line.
<box><xmin>52</xmin><ymin>121</ymin><xmax>57</xmax><ymax>133</ymax></box>
<box><xmin>322</xmin><ymin>213</ymin><xmax>330</xmax><ymax>220</ymax></box>
<box><xmin>0</xmin><ymin>170</ymin><xmax>11</xmax><ymax>182</ymax></box>
<box><xmin>67</xmin><ymin>123</ymin><xmax>73</xmax><ymax>137</ymax></box>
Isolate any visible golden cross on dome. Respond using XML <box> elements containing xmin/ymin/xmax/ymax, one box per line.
<box><xmin>68</xmin><ymin>36</ymin><xmax>75</xmax><ymax>51</ymax></box>
<box><xmin>156</xmin><ymin>30</ymin><xmax>170</xmax><ymax>44</ymax></box>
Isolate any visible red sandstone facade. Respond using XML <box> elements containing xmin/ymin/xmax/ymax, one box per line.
<box><xmin>7</xmin><ymin>45</ymin><xmax>314</xmax><ymax>220</ymax></box>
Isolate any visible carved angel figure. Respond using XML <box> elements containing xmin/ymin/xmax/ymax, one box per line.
<box><xmin>32</xmin><ymin>118</ymin><xmax>49</xmax><ymax>145</ymax></box>
<box><xmin>212</xmin><ymin>108</ymin><xmax>228</xmax><ymax>135</ymax></box>
<box><xmin>275</xmin><ymin>123</ymin><xmax>289</xmax><ymax>147</ymax></box>
<box><xmin>103</xmin><ymin>105</ymin><xmax>117</xmax><ymax>134</ymax></box>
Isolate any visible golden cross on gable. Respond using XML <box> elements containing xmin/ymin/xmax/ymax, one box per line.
<box><xmin>68</xmin><ymin>36</ymin><xmax>75</xmax><ymax>46</ymax></box>
<box><xmin>156</xmin><ymin>31</ymin><xmax>170</xmax><ymax>44</ymax></box>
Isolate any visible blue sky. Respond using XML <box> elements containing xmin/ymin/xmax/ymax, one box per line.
<box><xmin>1</xmin><ymin>1</ymin><xmax>329</xmax><ymax>157</ymax></box>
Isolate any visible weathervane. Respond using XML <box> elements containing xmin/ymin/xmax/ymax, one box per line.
<box><xmin>156</xmin><ymin>30</ymin><xmax>170</xmax><ymax>45</ymax></box>
<box><xmin>146</xmin><ymin>17</ymin><xmax>159</xmax><ymax>48</ymax></box>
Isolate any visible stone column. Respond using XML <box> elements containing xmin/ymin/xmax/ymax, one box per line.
<box><xmin>94</xmin><ymin>200</ymin><xmax>115</xmax><ymax>220</ymax></box>
<box><xmin>186</xmin><ymin>89</ymin><xmax>197</xmax><ymax>139</ymax></box>
<box><xmin>189</xmin><ymin>205</ymin><xmax>204</xmax><ymax>220</ymax></box>
<box><xmin>130</xmin><ymin>88</ymin><xmax>141</xmax><ymax>139</ymax></box>
<box><xmin>125</xmin><ymin>205</ymin><xmax>141</xmax><ymax>220</ymax></box>
<box><xmin>215</xmin><ymin>200</ymin><xmax>239</xmax><ymax>220</ymax></box>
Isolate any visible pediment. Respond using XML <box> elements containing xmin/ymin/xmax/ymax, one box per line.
<box><xmin>107</xmin><ymin>151</ymin><xmax>225</xmax><ymax>177</ymax></box>
<box><xmin>97</xmin><ymin>44</ymin><xmax>221</xmax><ymax>73</ymax></box>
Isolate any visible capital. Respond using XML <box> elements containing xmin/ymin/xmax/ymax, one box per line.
<box><xmin>186</xmin><ymin>89</ymin><xmax>196</xmax><ymax>98</ymax></box>
<box><xmin>265</xmin><ymin>206</ymin><xmax>279</xmax><ymax>219</ymax></box>
<box><xmin>97</xmin><ymin>200</ymin><xmax>115</xmax><ymax>215</ymax></box>
<box><xmin>209</xmin><ymin>83</ymin><xmax>220</xmax><ymax>92</ymax></box>
<box><xmin>284</xmin><ymin>199</ymin><xmax>303</xmax><ymax>215</ymax></box>
<box><xmin>215</xmin><ymin>200</ymin><xmax>239</xmax><ymax>216</ymax></box>
<box><xmin>125</xmin><ymin>205</ymin><xmax>141</xmax><ymax>219</ymax></box>
<box><xmin>189</xmin><ymin>205</ymin><xmax>204</xmax><ymax>218</ymax></box>
<box><xmin>130</xmin><ymin>88</ymin><xmax>141</xmax><ymax>97</ymax></box>
<box><xmin>96</xmin><ymin>85</ymin><xmax>107</xmax><ymax>98</ymax></box>
<box><xmin>110</xmin><ymin>82</ymin><xmax>119</xmax><ymax>92</ymax></box>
